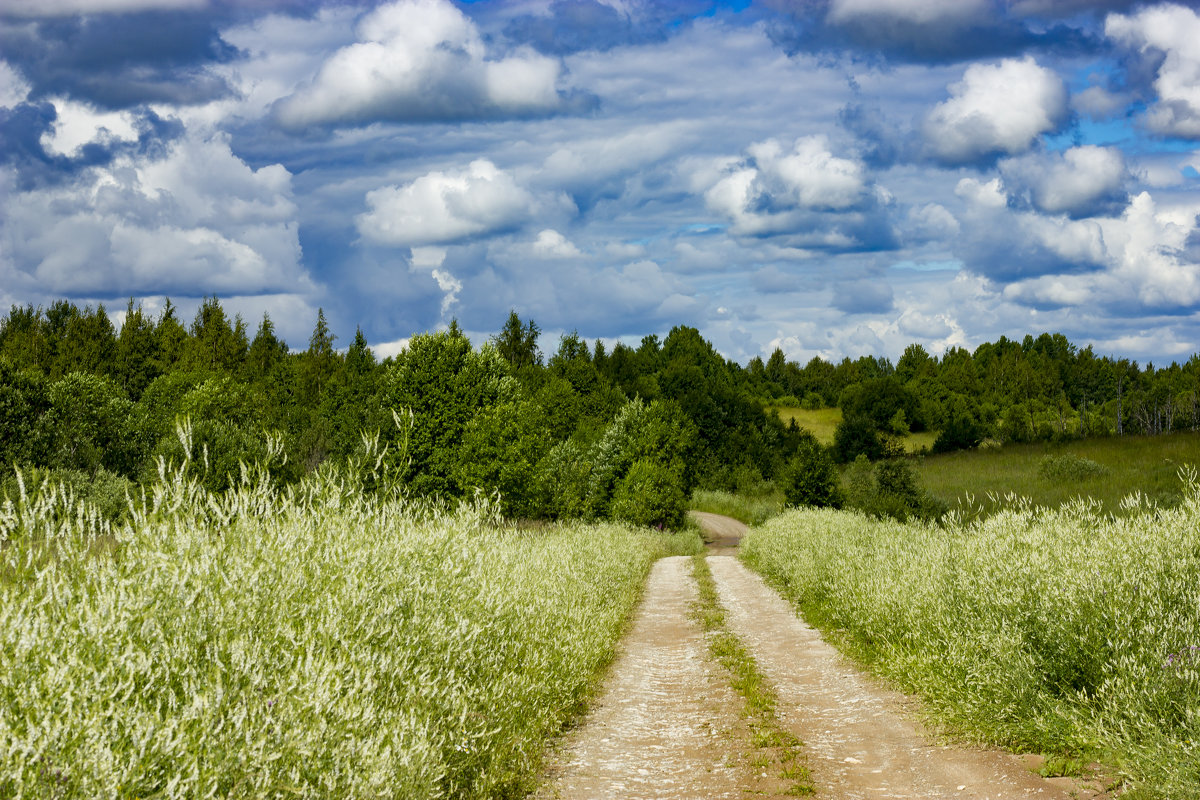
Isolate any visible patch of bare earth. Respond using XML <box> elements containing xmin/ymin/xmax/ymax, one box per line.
<box><xmin>536</xmin><ymin>514</ymin><xmax>1113</xmax><ymax>799</ymax></box>
<box><xmin>535</xmin><ymin>556</ymin><xmax>756</xmax><ymax>799</ymax></box>
<box><xmin>707</xmin><ymin>553</ymin><xmax>1111</xmax><ymax>800</ymax></box>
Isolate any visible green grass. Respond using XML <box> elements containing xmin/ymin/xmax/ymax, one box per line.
<box><xmin>916</xmin><ymin>431</ymin><xmax>1200</xmax><ymax>516</ymax></box>
<box><xmin>772</xmin><ymin>406</ymin><xmax>936</xmax><ymax>453</ymax></box>
<box><xmin>690</xmin><ymin>555</ymin><xmax>814</xmax><ymax>796</ymax></box>
<box><xmin>740</xmin><ymin>500</ymin><xmax>1200</xmax><ymax>800</ymax></box>
<box><xmin>689</xmin><ymin>488</ymin><xmax>785</xmax><ymax>526</ymax></box>
<box><xmin>0</xmin><ymin>466</ymin><xmax>668</xmax><ymax>800</ymax></box>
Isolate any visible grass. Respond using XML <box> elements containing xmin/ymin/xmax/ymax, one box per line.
<box><xmin>689</xmin><ymin>488</ymin><xmax>785</xmax><ymax>526</ymax></box>
<box><xmin>740</xmin><ymin>495</ymin><xmax>1200</xmax><ymax>800</ymax></box>
<box><xmin>916</xmin><ymin>430</ymin><xmax>1200</xmax><ymax>516</ymax></box>
<box><xmin>771</xmin><ymin>406</ymin><xmax>937</xmax><ymax>453</ymax></box>
<box><xmin>0</xmin><ymin>465</ymin><xmax>671</xmax><ymax>800</ymax></box>
<box><xmin>690</xmin><ymin>554</ymin><xmax>814</xmax><ymax>797</ymax></box>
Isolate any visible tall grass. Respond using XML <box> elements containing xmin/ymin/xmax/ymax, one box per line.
<box><xmin>917</xmin><ymin>431</ymin><xmax>1200</xmax><ymax>515</ymax></box>
<box><xmin>740</xmin><ymin>486</ymin><xmax>1200</xmax><ymax>799</ymax></box>
<box><xmin>689</xmin><ymin>488</ymin><xmax>784</xmax><ymax>526</ymax></box>
<box><xmin>0</xmin><ymin>463</ymin><xmax>663</xmax><ymax>799</ymax></box>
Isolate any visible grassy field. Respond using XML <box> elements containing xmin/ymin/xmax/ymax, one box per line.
<box><xmin>771</xmin><ymin>406</ymin><xmax>937</xmax><ymax>453</ymax></box>
<box><xmin>916</xmin><ymin>431</ymin><xmax>1200</xmax><ymax>516</ymax></box>
<box><xmin>741</xmin><ymin>501</ymin><xmax>1200</xmax><ymax>799</ymax></box>
<box><xmin>0</xmin><ymin>467</ymin><xmax>682</xmax><ymax>800</ymax></box>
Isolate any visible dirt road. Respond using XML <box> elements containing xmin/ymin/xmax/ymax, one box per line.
<box><xmin>537</xmin><ymin>514</ymin><xmax>1107</xmax><ymax>799</ymax></box>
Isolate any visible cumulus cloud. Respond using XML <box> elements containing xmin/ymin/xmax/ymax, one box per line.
<box><xmin>832</xmin><ymin>277</ymin><xmax>894</xmax><ymax>314</ymax></box>
<box><xmin>357</xmin><ymin>160</ymin><xmax>539</xmax><ymax>248</ymax></box>
<box><xmin>1</xmin><ymin>130</ymin><xmax>308</xmax><ymax>297</ymax></box>
<box><xmin>531</xmin><ymin>229</ymin><xmax>582</xmax><ymax>259</ymax></box>
<box><xmin>701</xmin><ymin>135</ymin><xmax>895</xmax><ymax>249</ymax></box>
<box><xmin>1000</xmin><ymin>145</ymin><xmax>1129</xmax><ymax>218</ymax></box>
<box><xmin>923</xmin><ymin>57</ymin><xmax>1068</xmax><ymax>165</ymax></box>
<box><xmin>274</xmin><ymin>0</ymin><xmax>573</xmax><ymax>130</ymax></box>
<box><xmin>1107</xmin><ymin>4</ymin><xmax>1200</xmax><ymax>139</ymax></box>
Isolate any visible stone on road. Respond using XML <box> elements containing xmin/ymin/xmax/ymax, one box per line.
<box><xmin>707</xmin><ymin>554</ymin><xmax>1080</xmax><ymax>800</ymax></box>
<box><xmin>535</xmin><ymin>555</ymin><xmax>746</xmax><ymax>800</ymax></box>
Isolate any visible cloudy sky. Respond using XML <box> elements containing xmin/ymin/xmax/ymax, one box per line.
<box><xmin>3</xmin><ymin>0</ymin><xmax>1200</xmax><ymax>364</ymax></box>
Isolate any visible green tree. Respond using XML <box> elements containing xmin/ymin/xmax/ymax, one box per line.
<box><xmin>779</xmin><ymin>437</ymin><xmax>843</xmax><ymax>508</ymax></box>
<box><xmin>116</xmin><ymin>299</ymin><xmax>160</xmax><ymax>400</ymax></box>
<box><xmin>379</xmin><ymin>329</ymin><xmax>507</xmax><ymax>497</ymax></box>
<box><xmin>494</xmin><ymin>310</ymin><xmax>541</xmax><ymax>371</ymax></box>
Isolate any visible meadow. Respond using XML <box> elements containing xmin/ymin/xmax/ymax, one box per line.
<box><xmin>770</xmin><ymin>406</ymin><xmax>938</xmax><ymax>453</ymax></box>
<box><xmin>0</xmin><ymin>462</ymin><xmax>689</xmax><ymax>799</ymax></box>
<box><xmin>740</xmin><ymin>493</ymin><xmax>1200</xmax><ymax>799</ymax></box>
<box><xmin>916</xmin><ymin>430</ymin><xmax>1200</xmax><ymax>516</ymax></box>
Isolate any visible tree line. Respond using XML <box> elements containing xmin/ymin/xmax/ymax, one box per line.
<box><xmin>2</xmin><ymin>299</ymin><xmax>1198</xmax><ymax>524</ymax></box>
<box><xmin>0</xmin><ymin>299</ymin><xmax>804</xmax><ymax>526</ymax></box>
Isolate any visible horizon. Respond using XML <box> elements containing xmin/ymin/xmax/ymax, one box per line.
<box><xmin>2</xmin><ymin>0</ymin><xmax>1200</xmax><ymax>366</ymax></box>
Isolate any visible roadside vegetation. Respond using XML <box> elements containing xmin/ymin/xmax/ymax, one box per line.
<box><xmin>740</xmin><ymin>490</ymin><xmax>1200</xmax><ymax>800</ymax></box>
<box><xmin>0</xmin><ymin>449</ymin><xmax>678</xmax><ymax>799</ymax></box>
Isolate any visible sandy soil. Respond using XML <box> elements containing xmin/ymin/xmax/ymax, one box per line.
<box><xmin>534</xmin><ymin>556</ymin><xmax>749</xmax><ymax>799</ymax></box>
<box><xmin>535</xmin><ymin>514</ymin><xmax>1113</xmax><ymax>799</ymax></box>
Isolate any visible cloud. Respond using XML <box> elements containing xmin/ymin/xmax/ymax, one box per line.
<box><xmin>273</xmin><ymin>0</ymin><xmax>577</xmax><ymax>130</ymax></box>
<box><xmin>832</xmin><ymin>277</ymin><xmax>894</xmax><ymax>314</ymax></box>
<box><xmin>357</xmin><ymin>160</ymin><xmax>540</xmax><ymax>248</ymax></box>
<box><xmin>1106</xmin><ymin>4</ymin><xmax>1200</xmax><ymax>140</ymax></box>
<box><xmin>1</xmin><ymin>0</ymin><xmax>206</xmax><ymax>15</ymax></box>
<box><xmin>700</xmin><ymin>135</ymin><xmax>895</xmax><ymax>250</ymax></box>
<box><xmin>2</xmin><ymin>129</ymin><xmax>308</xmax><ymax>298</ymax></box>
<box><xmin>0</xmin><ymin>11</ymin><xmax>237</xmax><ymax>109</ymax></box>
<box><xmin>764</xmin><ymin>0</ymin><xmax>1075</xmax><ymax>64</ymax></box>
<box><xmin>531</xmin><ymin>229</ymin><xmax>582</xmax><ymax>259</ymax></box>
<box><xmin>922</xmin><ymin>57</ymin><xmax>1068</xmax><ymax>165</ymax></box>
<box><xmin>1000</xmin><ymin>145</ymin><xmax>1129</xmax><ymax>218</ymax></box>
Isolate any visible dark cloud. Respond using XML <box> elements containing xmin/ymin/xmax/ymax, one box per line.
<box><xmin>832</xmin><ymin>277</ymin><xmax>892</xmax><ymax>314</ymax></box>
<box><xmin>762</xmin><ymin>0</ymin><xmax>1099</xmax><ymax>64</ymax></box>
<box><xmin>0</xmin><ymin>11</ymin><xmax>238</xmax><ymax>109</ymax></box>
<box><xmin>0</xmin><ymin>101</ymin><xmax>183</xmax><ymax>189</ymax></box>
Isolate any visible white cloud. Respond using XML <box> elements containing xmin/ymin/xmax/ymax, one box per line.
<box><xmin>531</xmin><ymin>229</ymin><xmax>582</xmax><ymax>258</ymax></box>
<box><xmin>2</xmin><ymin>131</ymin><xmax>308</xmax><ymax>297</ymax></box>
<box><xmin>923</xmin><ymin>57</ymin><xmax>1068</xmax><ymax>164</ymax></box>
<box><xmin>1000</xmin><ymin>145</ymin><xmax>1128</xmax><ymax>217</ymax></box>
<box><xmin>274</xmin><ymin>0</ymin><xmax>565</xmax><ymax>129</ymax></box>
<box><xmin>0</xmin><ymin>61</ymin><xmax>30</xmax><ymax>109</ymax></box>
<box><xmin>703</xmin><ymin>135</ymin><xmax>871</xmax><ymax>236</ymax></box>
<box><xmin>39</xmin><ymin>98</ymin><xmax>139</xmax><ymax>157</ymax></box>
<box><xmin>357</xmin><ymin>159</ymin><xmax>537</xmax><ymax>247</ymax></box>
<box><xmin>1107</xmin><ymin>4</ymin><xmax>1200</xmax><ymax>139</ymax></box>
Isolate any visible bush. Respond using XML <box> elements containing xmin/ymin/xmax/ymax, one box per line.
<box><xmin>833</xmin><ymin>414</ymin><xmax>885</xmax><ymax>463</ymax></box>
<box><xmin>932</xmin><ymin>413</ymin><xmax>986</xmax><ymax>453</ymax></box>
<box><xmin>610</xmin><ymin>458</ymin><xmax>686</xmax><ymax>529</ymax></box>
<box><xmin>1038</xmin><ymin>454</ymin><xmax>1107</xmax><ymax>482</ymax></box>
<box><xmin>779</xmin><ymin>439</ymin><xmax>842</xmax><ymax>509</ymax></box>
<box><xmin>841</xmin><ymin>457</ymin><xmax>945</xmax><ymax>523</ymax></box>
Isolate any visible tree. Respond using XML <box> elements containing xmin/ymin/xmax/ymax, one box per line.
<box><xmin>116</xmin><ymin>299</ymin><xmax>159</xmax><ymax>400</ymax></box>
<box><xmin>494</xmin><ymin>310</ymin><xmax>541</xmax><ymax>371</ymax></box>
<box><xmin>188</xmin><ymin>296</ymin><xmax>246</xmax><ymax>374</ymax></box>
<box><xmin>779</xmin><ymin>437</ymin><xmax>843</xmax><ymax>508</ymax></box>
<box><xmin>379</xmin><ymin>329</ymin><xmax>507</xmax><ymax>497</ymax></box>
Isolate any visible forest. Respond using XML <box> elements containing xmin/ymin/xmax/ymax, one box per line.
<box><xmin>1</xmin><ymin>297</ymin><xmax>1198</xmax><ymax>525</ymax></box>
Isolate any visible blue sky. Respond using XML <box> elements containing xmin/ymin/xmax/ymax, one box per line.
<box><xmin>2</xmin><ymin>0</ymin><xmax>1200</xmax><ymax>364</ymax></box>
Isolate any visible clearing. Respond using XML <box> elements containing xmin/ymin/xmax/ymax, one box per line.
<box><xmin>537</xmin><ymin>513</ymin><xmax>1110</xmax><ymax>799</ymax></box>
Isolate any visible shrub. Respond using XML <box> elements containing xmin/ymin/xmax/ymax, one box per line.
<box><xmin>1038</xmin><ymin>453</ymin><xmax>1107</xmax><ymax>482</ymax></box>
<box><xmin>610</xmin><ymin>458</ymin><xmax>686</xmax><ymax>529</ymax></box>
<box><xmin>779</xmin><ymin>439</ymin><xmax>842</xmax><ymax>509</ymax></box>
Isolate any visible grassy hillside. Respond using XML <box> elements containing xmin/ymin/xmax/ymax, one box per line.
<box><xmin>770</xmin><ymin>406</ymin><xmax>937</xmax><ymax>453</ymax></box>
<box><xmin>916</xmin><ymin>431</ymin><xmax>1200</xmax><ymax>516</ymax></box>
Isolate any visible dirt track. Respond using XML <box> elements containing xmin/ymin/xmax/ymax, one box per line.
<box><xmin>537</xmin><ymin>514</ymin><xmax>1108</xmax><ymax>799</ymax></box>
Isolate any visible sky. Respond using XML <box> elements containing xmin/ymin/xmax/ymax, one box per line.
<box><xmin>3</xmin><ymin>0</ymin><xmax>1200</xmax><ymax>365</ymax></box>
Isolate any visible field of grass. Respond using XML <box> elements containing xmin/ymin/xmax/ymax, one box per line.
<box><xmin>771</xmin><ymin>406</ymin><xmax>936</xmax><ymax>453</ymax></box>
<box><xmin>741</xmin><ymin>500</ymin><xmax>1200</xmax><ymax>799</ymax></box>
<box><xmin>689</xmin><ymin>488</ymin><xmax>785</xmax><ymax>526</ymax></box>
<box><xmin>0</xmin><ymin>467</ymin><xmax>676</xmax><ymax>799</ymax></box>
<box><xmin>917</xmin><ymin>431</ymin><xmax>1200</xmax><ymax>516</ymax></box>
